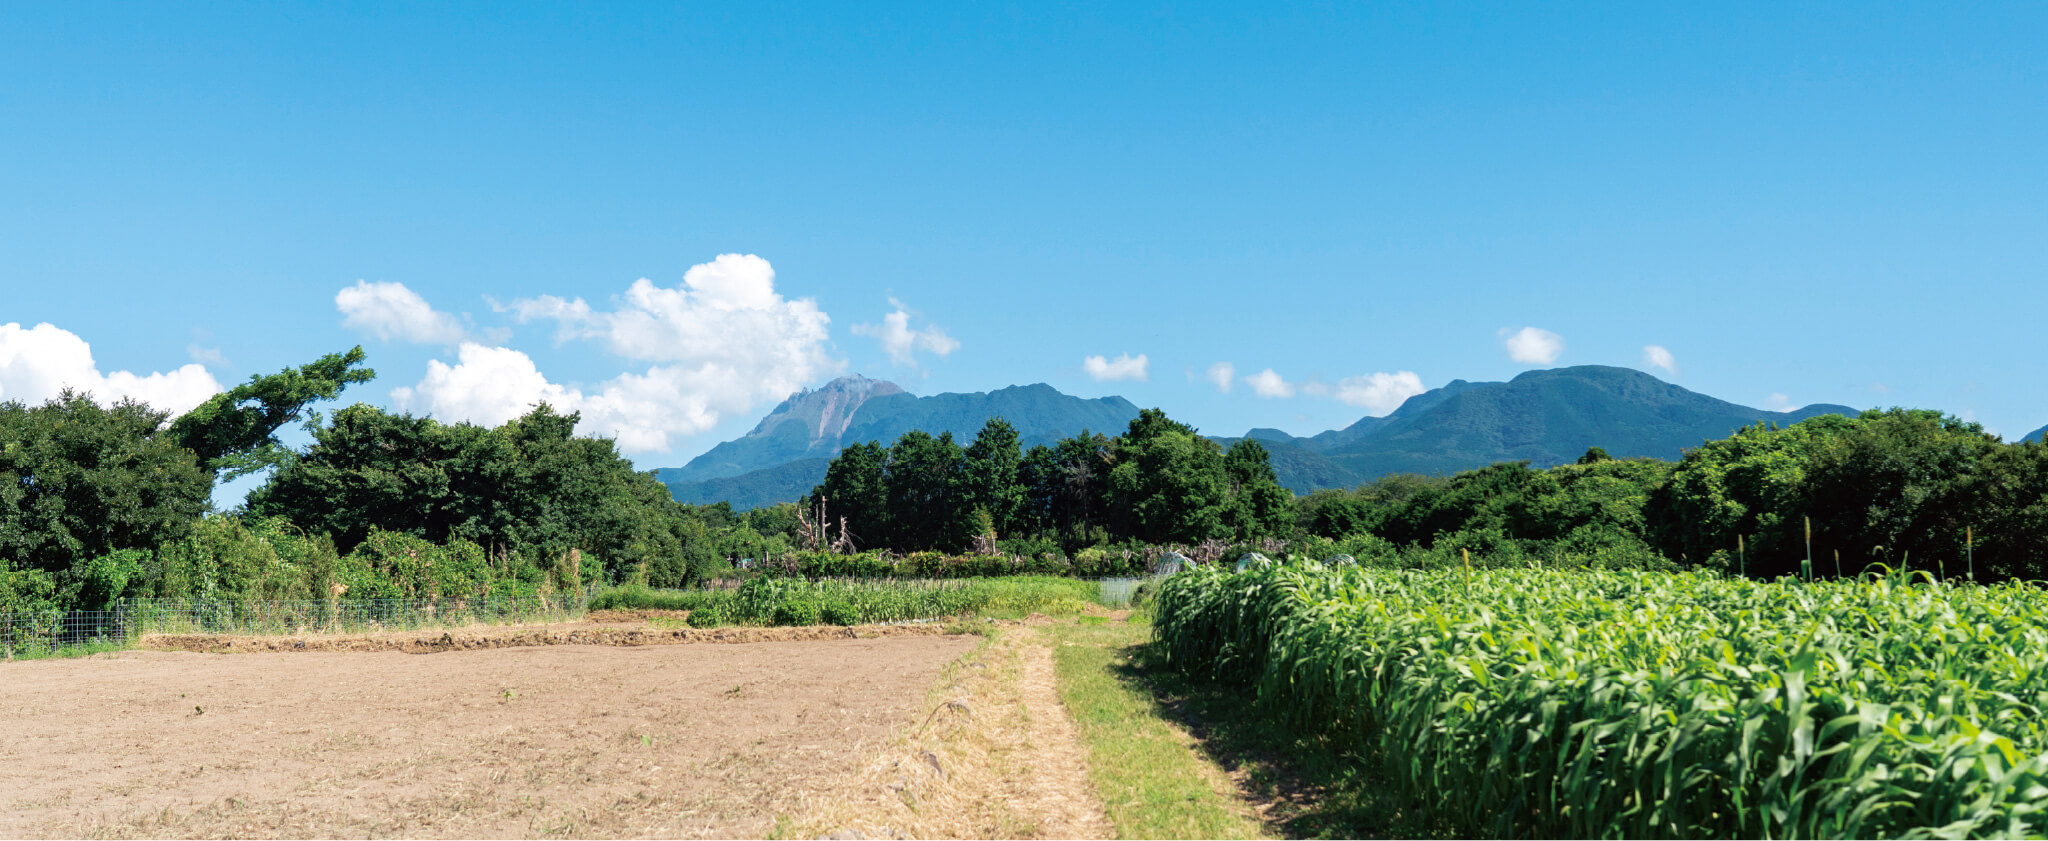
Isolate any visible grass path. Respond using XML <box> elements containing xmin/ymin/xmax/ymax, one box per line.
<box><xmin>1044</xmin><ymin>616</ymin><xmax>1271</xmax><ymax>840</ymax></box>
<box><xmin>1045</xmin><ymin>613</ymin><xmax>1449</xmax><ymax>840</ymax></box>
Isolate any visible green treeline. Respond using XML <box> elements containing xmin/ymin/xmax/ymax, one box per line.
<box><xmin>813</xmin><ymin>406</ymin><xmax>2048</xmax><ymax>580</ymax></box>
<box><xmin>6</xmin><ymin>347</ymin><xmax>2047</xmax><ymax>618</ymax></box>
<box><xmin>1293</xmin><ymin>408</ymin><xmax>2048</xmax><ymax>580</ymax></box>
<box><xmin>806</xmin><ymin>409</ymin><xmax>1293</xmax><ymax>554</ymax></box>
<box><xmin>0</xmin><ymin>349</ymin><xmax>790</xmax><ymax>616</ymax></box>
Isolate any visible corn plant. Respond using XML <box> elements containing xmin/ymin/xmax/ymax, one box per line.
<box><xmin>1154</xmin><ymin>561</ymin><xmax>2048</xmax><ymax>839</ymax></box>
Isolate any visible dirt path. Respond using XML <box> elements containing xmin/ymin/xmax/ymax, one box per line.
<box><xmin>0</xmin><ymin>635</ymin><xmax>976</xmax><ymax>838</ymax></box>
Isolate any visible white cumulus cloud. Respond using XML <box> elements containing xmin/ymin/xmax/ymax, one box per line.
<box><xmin>1206</xmin><ymin>362</ymin><xmax>1235</xmax><ymax>393</ymax></box>
<box><xmin>851</xmin><ymin>298</ymin><xmax>960</xmax><ymax>367</ymax></box>
<box><xmin>1334</xmin><ymin>371</ymin><xmax>1426</xmax><ymax>415</ymax></box>
<box><xmin>1243</xmin><ymin>368</ymin><xmax>1296</xmax><ymax>398</ymax></box>
<box><xmin>1642</xmin><ymin>345</ymin><xmax>1678</xmax><ymax>375</ymax></box>
<box><xmin>508</xmin><ymin>254</ymin><xmax>830</xmax><ymax>372</ymax></box>
<box><xmin>0</xmin><ymin>322</ymin><xmax>222</xmax><ymax>415</ymax></box>
<box><xmin>1083</xmin><ymin>353</ymin><xmax>1149</xmax><ymax>382</ymax></box>
<box><xmin>392</xmin><ymin>342</ymin><xmax>757</xmax><ymax>453</ymax></box>
<box><xmin>336</xmin><ymin>280</ymin><xmax>469</xmax><ymax>344</ymax></box>
<box><xmin>402</xmin><ymin>254</ymin><xmax>839</xmax><ymax>453</ymax></box>
<box><xmin>392</xmin><ymin>344</ymin><xmax>578</xmax><ymax>430</ymax></box>
<box><xmin>1502</xmin><ymin>326</ymin><xmax>1566</xmax><ymax>364</ymax></box>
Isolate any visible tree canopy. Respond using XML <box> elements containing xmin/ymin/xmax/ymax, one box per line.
<box><xmin>166</xmin><ymin>346</ymin><xmax>375</xmax><ymax>480</ymax></box>
<box><xmin>807</xmin><ymin>409</ymin><xmax>1294</xmax><ymax>553</ymax></box>
<box><xmin>248</xmin><ymin>402</ymin><xmax>706</xmax><ymax>583</ymax></box>
<box><xmin>0</xmin><ymin>393</ymin><xmax>211</xmax><ymax>583</ymax></box>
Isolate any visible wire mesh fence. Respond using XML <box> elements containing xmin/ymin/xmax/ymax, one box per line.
<box><xmin>2</xmin><ymin>590</ymin><xmax>593</xmax><ymax>659</ymax></box>
<box><xmin>685</xmin><ymin>576</ymin><xmax>979</xmax><ymax>592</ymax></box>
<box><xmin>0</xmin><ymin>609</ymin><xmax>132</xmax><ymax>659</ymax></box>
<box><xmin>1097</xmin><ymin>572</ymin><xmax>1186</xmax><ymax>607</ymax></box>
<box><xmin>2</xmin><ymin>572</ymin><xmax>1176</xmax><ymax>659</ymax></box>
<box><xmin>674</xmin><ymin>575</ymin><xmax>1158</xmax><ymax>607</ymax></box>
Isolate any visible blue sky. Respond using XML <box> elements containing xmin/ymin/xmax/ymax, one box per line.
<box><xmin>4</xmin><ymin>3</ymin><xmax>2044</xmax><ymax>502</ymax></box>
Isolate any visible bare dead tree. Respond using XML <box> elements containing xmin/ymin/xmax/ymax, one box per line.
<box><xmin>796</xmin><ymin>496</ymin><xmax>828</xmax><ymax>552</ymax></box>
<box><xmin>830</xmin><ymin>516</ymin><xmax>859</xmax><ymax>554</ymax></box>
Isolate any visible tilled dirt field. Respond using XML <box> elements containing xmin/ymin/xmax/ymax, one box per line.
<box><xmin>0</xmin><ymin>629</ymin><xmax>979</xmax><ymax>838</ymax></box>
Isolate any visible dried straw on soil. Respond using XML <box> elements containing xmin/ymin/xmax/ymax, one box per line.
<box><xmin>139</xmin><ymin>621</ymin><xmax>959</xmax><ymax>654</ymax></box>
<box><xmin>793</xmin><ymin>622</ymin><xmax>1113</xmax><ymax>840</ymax></box>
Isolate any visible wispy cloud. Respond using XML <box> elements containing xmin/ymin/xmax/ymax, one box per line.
<box><xmin>1502</xmin><ymin>326</ymin><xmax>1565</xmax><ymax>364</ymax></box>
<box><xmin>336</xmin><ymin>280</ymin><xmax>469</xmax><ymax>344</ymax></box>
<box><xmin>1334</xmin><ymin>371</ymin><xmax>1426</xmax><ymax>415</ymax></box>
<box><xmin>1206</xmin><ymin>361</ymin><xmax>1235</xmax><ymax>393</ymax></box>
<box><xmin>1642</xmin><ymin>345</ymin><xmax>1678</xmax><ymax>375</ymax></box>
<box><xmin>1243</xmin><ymin>368</ymin><xmax>1295</xmax><ymax>398</ymax></box>
<box><xmin>187</xmin><ymin>344</ymin><xmax>228</xmax><ymax>368</ymax></box>
<box><xmin>851</xmin><ymin>297</ymin><xmax>960</xmax><ymax>367</ymax></box>
<box><xmin>1083</xmin><ymin>352</ymin><xmax>1149</xmax><ymax>382</ymax></box>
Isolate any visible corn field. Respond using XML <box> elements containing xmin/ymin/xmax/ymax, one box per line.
<box><xmin>1153</xmin><ymin>561</ymin><xmax>2048</xmax><ymax>839</ymax></box>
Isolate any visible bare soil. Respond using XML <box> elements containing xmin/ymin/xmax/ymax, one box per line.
<box><xmin>0</xmin><ymin>630</ymin><xmax>978</xmax><ymax>838</ymax></box>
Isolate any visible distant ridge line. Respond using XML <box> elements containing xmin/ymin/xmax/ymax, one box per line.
<box><xmin>655</xmin><ymin>365</ymin><xmax>1865</xmax><ymax>509</ymax></box>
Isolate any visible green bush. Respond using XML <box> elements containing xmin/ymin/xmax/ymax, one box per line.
<box><xmin>0</xmin><ymin>565</ymin><xmax>59</xmax><ymax>615</ymax></box>
<box><xmin>65</xmin><ymin>548</ymin><xmax>147</xmax><ymax>611</ymax></box>
<box><xmin>773</xmin><ymin>598</ymin><xmax>821</xmax><ymax>626</ymax></box>
<box><xmin>820</xmin><ymin>600</ymin><xmax>858</xmax><ymax>626</ymax></box>
<box><xmin>589</xmin><ymin>584</ymin><xmax>720</xmax><ymax>612</ymax></box>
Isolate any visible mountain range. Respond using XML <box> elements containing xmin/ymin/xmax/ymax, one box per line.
<box><xmin>2026</xmin><ymin>424</ymin><xmax>2048</xmax><ymax>444</ymax></box>
<box><xmin>656</xmin><ymin>376</ymin><xmax>1141</xmax><ymax>508</ymax></box>
<box><xmin>656</xmin><ymin>365</ymin><xmax>1884</xmax><ymax>509</ymax></box>
<box><xmin>1223</xmin><ymin>365</ymin><xmax>1860</xmax><ymax>491</ymax></box>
